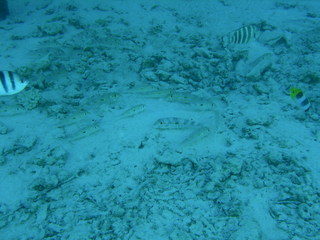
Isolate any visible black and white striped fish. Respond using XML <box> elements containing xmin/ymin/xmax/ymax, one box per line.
<box><xmin>0</xmin><ymin>71</ymin><xmax>28</xmax><ymax>96</ymax></box>
<box><xmin>222</xmin><ymin>25</ymin><xmax>259</xmax><ymax>46</ymax></box>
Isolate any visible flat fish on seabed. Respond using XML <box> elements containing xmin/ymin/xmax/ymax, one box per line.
<box><xmin>181</xmin><ymin>126</ymin><xmax>211</xmax><ymax>146</ymax></box>
<box><xmin>119</xmin><ymin>104</ymin><xmax>146</xmax><ymax>119</ymax></box>
<box><xmin>153</xmin><ymin>117</ymin><xmax>201</xmax><ymax>130</ymax></box>
<box><xmin>0</xmin><ymin>71</ymin><xmax>28</xmax><ymax>96</ymax></box>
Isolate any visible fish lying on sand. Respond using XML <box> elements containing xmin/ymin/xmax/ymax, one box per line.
<box><xmin>153</xmin><ymin>117</ymin><xmax>201</xmax><ymax>130</ymax></box>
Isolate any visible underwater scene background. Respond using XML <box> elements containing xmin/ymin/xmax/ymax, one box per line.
<box><xmin>0</xmin><ymin>0</ymin><xmax>320</xmax><ymax>239</ymax></box>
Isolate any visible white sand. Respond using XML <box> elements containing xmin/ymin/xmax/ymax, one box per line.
<box><xmin>0</xmin><ymin>0</ymin><xmax>320</xmax><ymax>239</ymax></box>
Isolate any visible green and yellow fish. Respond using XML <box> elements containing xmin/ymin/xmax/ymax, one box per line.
<box><xmin>289</xmin><ymin>88</ymin><xmax>311</xmax><ymax>112</ymax></box>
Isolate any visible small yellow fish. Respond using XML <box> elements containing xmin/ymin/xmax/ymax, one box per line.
<box><xmin>289</xmin><ymin>88</ymin><xmax>310</xmax><ymax>112</ymax></box>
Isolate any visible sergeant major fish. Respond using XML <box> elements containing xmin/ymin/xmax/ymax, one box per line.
<box><xmin>222</xmin><ymin>24</ymin><xmax>259</xmax><ymax>47</ymax></box>
<box><xmin>0</xmin><ymin>71</ymin><xmax>28</xmax><ymax>96</ymax></box>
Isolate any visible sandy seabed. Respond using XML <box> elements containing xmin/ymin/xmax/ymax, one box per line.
<box><xmin>0</xmin><ymin>0</ymin><xmax>320</xmax><ymax>239</ymax></box>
